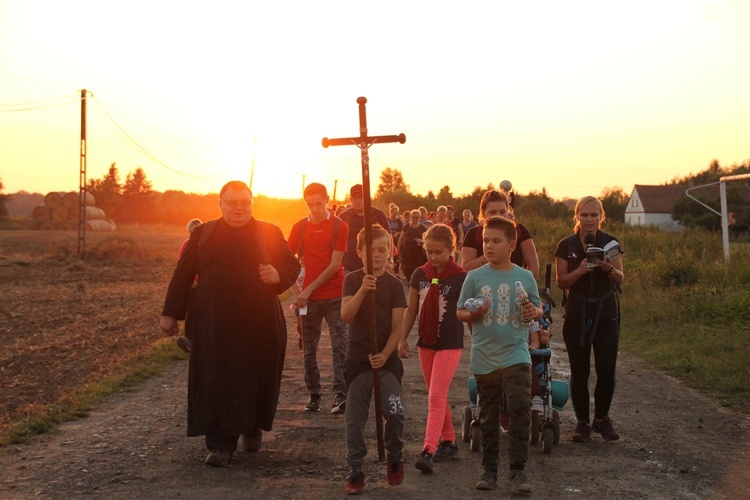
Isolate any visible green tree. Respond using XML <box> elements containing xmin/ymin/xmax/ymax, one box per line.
<box><xmin>670</xmin><ymin>160</ymin><xmax>750</xmax><ymax>231</ymax></box>
<box><xmin>514</xmin><ymin>188</ymin><xmax>571</xmax><ymax>219</ymax></box>
<box><xmin>375</xmin><ymin>167</ymin><xmax>409</xmax><ymax>196</ymax></box>
<box><xmin>436</xmin><ymin>185</ymin><xmax>453</xmax><ymax>205</ymax></box>
<box><xmin>118</xmin><ymin>167</ymin><xmax>155</xmax><ymax>224</ymax></box>
<box><xmin>600</xmin><ymin>187</ymin><xmax>629</xmax><ymax>223</ymax></box>
<box><xmin>87</xmin><ymin>163</ymin><xmax>122</xmax><ymax>218</ymax></box>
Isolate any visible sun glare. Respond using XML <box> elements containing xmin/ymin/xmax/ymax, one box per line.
<box><xmin>2</xmin><ymin>1</ymin><xmax>749</xmax><ymax>200</ymax></box>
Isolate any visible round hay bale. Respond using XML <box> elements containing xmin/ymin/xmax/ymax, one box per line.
<box><xmin>32</xmin><ymin>205</ymin><xmax>51</xmax><ymax>222</ymax></box>
<box><xmin>39</xmin><ymin>220</ymin><xmax>57</xmax><ymax>230</ymax></box>
<box><xmin>20</xmin><ymin>218</ymin><xmax>40</xmax><ymax>230</ymax></box>
<box><xmin>51</xmin><ymin>206</ymin><xmax>69</xmax><ymax>222</ymax></box>
<box><xmin>63</xmin><ymin>191</ymin><xmax>96</xmax><ymax>211</ymax></box>
<box><xmin>107</xmin><ymin>219</ymin><xmax>117</xmax><ymax>230</ymax></box>
<box><xmin>87</xmin><ymin>206</ymin><xmax>106</xmax><ymax>220</ymax></box>
<box><xmin>44</xmin><ymin>191</ymin><xmax>67</xmax><ymax>209</ymax></box>
<box><xmin>85</xmin><ymin>219</ymin><xmax>115</xmax><ymax>231</ymax></box>
<box><xmin>57</xmin><ymin>221</ymin><xmax>76</xmax><ymax>231</ymax></box>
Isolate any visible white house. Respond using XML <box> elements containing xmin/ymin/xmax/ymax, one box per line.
<box><xmin>625</xmin><ymin>184</ymin><xmax>687</xmax><ymax>231</ymax></box>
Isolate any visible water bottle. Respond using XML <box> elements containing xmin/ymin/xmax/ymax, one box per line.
<box><xmin>515</xmin><ymin>281</ymin><xmax>533</xmax><ymax>326</ymax></box>
<box><xmin>464</xmin><ymin>297</ymin><xmax>485</xmax><ymax>312</ymax></box>
<box><xmin>296</xmin><ymin>267</ymin><xmax>305</xmax><ymax>290</ymax></box>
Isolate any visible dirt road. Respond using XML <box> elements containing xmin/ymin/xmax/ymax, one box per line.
<box><xmin>1</xmin><ymin>303</ymin><xmax>748</xmax><ymax>499</ymax></box>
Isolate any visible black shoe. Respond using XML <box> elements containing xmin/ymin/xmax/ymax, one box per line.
<box><xmin>509</xmin><ymin>469</ymin><xmax>532</xmax><ymax>495</ymax></box>
<box><xmin>305</xmin><ymin>394</ymin><xmax>321</xmax><ymax>412</ymax></box>
<box><xmin>176</xmin><ymin>336</ymin><xmax>191</xmax><ymax>353</ymax></box>
<box><xmin>571</xmin><ymin>420</ymin><xmax>591</xmax><ymax>442</ymax></box>
<box><xmin>433</xmin><ymin>440</ymin><xmax>458</xmax><ymax>462</ymax></box>
<box><xmin>331</xmin><ymin>393</ymin><xmax>346</xmax><ymax>415</ymax></box>
<box><xmin>475</xmin><ymin>471</ymin><xmax>497</xmax><ymax>490</ymax></box>
<box><xmin>415</xmin><ymin>448</ymin><xmax>434</xmax><ymax>473</ymax></box>
<box><xmin>238</xmin><ymin>428</ymin><xmax>262</xmax><ymax>452</ymax></box>
<box><xmin>204</xmin><ymin>449</ymin><xmax>231</xmax><ymax>467</ymax></box>
<box><xmin>592</xmin><ymin>416</ymin><xmax>620</xmax><ymax>441</ymax></box>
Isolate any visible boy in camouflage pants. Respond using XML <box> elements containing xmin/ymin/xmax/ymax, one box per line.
<box><xmin>457</xmin><ymin>216</ymin><xmax>543</xmax><ymax>495</ymax></box>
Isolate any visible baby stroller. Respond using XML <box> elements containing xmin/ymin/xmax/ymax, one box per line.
<box><xmin>462</xmin><ymin>264</ymin><xmax>569</xmax><ymax>454</ymax></box>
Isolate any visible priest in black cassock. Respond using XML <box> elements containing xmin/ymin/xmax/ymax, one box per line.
<box><xmin>161</xmin><ymin>181</ymin><xmax>300</xmax><ymax>467</ymax></box>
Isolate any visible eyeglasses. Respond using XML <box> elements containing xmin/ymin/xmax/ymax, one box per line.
<box><xmin>222</xmin><ymin>199</ymin><xmax>252</xmax><ymax>208</ymax></box>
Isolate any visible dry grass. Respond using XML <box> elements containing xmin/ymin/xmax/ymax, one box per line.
<box><xmin>0</xmin><ymin>227</ymin><xmax>187</xmax><ymax>443</ymax></box>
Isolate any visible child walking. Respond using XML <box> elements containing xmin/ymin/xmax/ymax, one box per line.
<box><xmin>341</xmin><ymin>225</ymin><xmax>407</xmax><ymax>495</ymax></box>
<box><xmin>457</xmin><ymin>216</ymin><xmax>543</xmax><ymax>495</ymax></box>
<box><xmin>399</xmin><ymin>223</ymin><xmax>466</xmax><ymax>473</ymax></box>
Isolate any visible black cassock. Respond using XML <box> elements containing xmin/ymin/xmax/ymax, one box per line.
<box><xmin>162</xmin><ymin>217</ymin><xmax>300</xmax><ymax>437</ymax></box>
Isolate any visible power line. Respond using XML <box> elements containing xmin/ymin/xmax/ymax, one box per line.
<box><xmin>91</xmin><ymin>95</ymin><xmax>233</xmax><ymax>180</ymax></box>
<box><xmin>0</xmin><ymin>70</ymin><xmax>79</xmax><ymax>92</ymax></box>
<box><xmin>0</xmin><ymin>94</ymin><xmax>79</xmax><ymax>112</ymax></box>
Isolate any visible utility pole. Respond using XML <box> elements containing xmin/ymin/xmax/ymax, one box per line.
<box><xmin>333</xmin><ymin>179</ymin><xmax>339</xmax><ymax>203</ymax></box>
<box><xmin>301</xmin><ymin>174</ymin><xmax>306</xmax><ymax>195</ymax></box>
<box><xmin>77</xmin><ymin>89</ymin><xmax>87</xmax><ymax>258</ymax></box>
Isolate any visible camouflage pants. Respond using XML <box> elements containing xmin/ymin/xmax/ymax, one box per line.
<box><xmin>475</xmin><ymin>364</ymin><xmax>531</xmax><ymax>473</ymax></box>
<box><xmin>302</xmin><ymin>297</ymin><xmax>348</xmax><ymax>396</ymax></box>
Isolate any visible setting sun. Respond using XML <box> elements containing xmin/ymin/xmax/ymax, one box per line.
<box><xmin>2</xmin><ymin>0</ymin><xmax>749</xmax><ymax>201</ymax></box>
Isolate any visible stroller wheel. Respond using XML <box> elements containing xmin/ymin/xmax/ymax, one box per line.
<box><xmin>542</xmin><ymin>426</ymin><xmax>554</xmax><ymax>454</ymax></box>
<box><xmin>529</xmin><ymin>411</ymin><xmax>540</xmax><ymax>445</ymax></box>
<box><xmin>553</xmin><ymin>409</ymin><xmax>561</xmax><ymax>445</ymax></box>
<box><xmin>462</xmin><ymin>406</ymin><xmax>472</xmax><ymax>443</ymax></box>
<box><xmin>470</xmin><ymin>423</ymin><xmax>481</xmax><ymax>452</ymax></box>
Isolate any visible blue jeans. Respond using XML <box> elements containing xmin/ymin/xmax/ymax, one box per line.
<box><xmin>302</xmin><ymin>297</ymin><xmax>348</xmax><ymax>396</ymax></box>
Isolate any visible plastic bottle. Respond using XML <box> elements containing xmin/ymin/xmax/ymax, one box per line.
<box><xmin>515</xmin><ymin>281</ymin><xmax>533</xmax><ymax>326</ymax></box>
<box><xmin>464</xmin><ymin>297</ymin><xmax>485</xmax><ymax>312</ymax></box>
<box><xmin>296</xmin><ymin>267</ymin><xmax>305</xmax><ymax>290</ymax></box>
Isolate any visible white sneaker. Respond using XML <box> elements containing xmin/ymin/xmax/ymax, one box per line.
<box><xmin>531</xmin><ymin>396</ymin><xmax>543</xmax><ymax>413</ymax></box>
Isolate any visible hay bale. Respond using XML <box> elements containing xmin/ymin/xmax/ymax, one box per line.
<box><xmin>57</xmin><ymin>221</ymin><xmax>76</xmax><ymax>231</ymax></box>
<box><xmin>39</xmin><ymin>220</ymin><xmax>56</xmax><ymax>230</ymax></box>
<box><xmin>83</xmin><ymin>206</ymin><xmax>107</xmax><ymax>220</ymax></box>
<box><xmin>20</xmin><ymin>219</ymin><xmax>40</xmax><ymax>230</ymax></box>
<box><xmin>51</xmin><ymin>206</ymin><xmax>69</xmax><ymax>222</ymax></box>
<box><xmin>44</xmin><ymin>192</ymin><xmax>67</xmax><ymax>209</ymax></box>
<box><xmin>85</xmin><ymin>219</ymin><xmax>115</xmax><ymax>231</ymax></box>
<box><xmin>32</xmin><ymin>205</ymin><xmax>51</xmax><ymax>222</ymax></box>
<box><xmin>63</xmin><ymin>191</ymin><xmax>96</xmax><ymax>211</ymax></box>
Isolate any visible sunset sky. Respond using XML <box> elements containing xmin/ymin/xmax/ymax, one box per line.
<box><xmin>2</xmin><ymin>0</ymin><xmax>749</xmax><ymax>202</ymax></box>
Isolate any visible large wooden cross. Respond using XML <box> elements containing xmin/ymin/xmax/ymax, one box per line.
<box><xmin>322</xmin><ymin>96</ymin><xmax>405</xmax><ymax>462</ymax></box>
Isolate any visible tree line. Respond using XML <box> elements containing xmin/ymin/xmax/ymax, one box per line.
<box><xmin>2</xmin><ymin>159</ymin><xmax>746</xmax><ymax>231</ymax></box>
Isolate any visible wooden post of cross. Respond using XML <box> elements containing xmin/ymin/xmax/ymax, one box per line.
<box><xmin>323</xmin><ymin>96</ymin><xmax>405</xmax><ymax>463</ymax></box>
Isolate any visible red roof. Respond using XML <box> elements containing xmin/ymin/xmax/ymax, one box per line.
<box><xmin>632</xmin><ymin>184</ymin><xmax>689</xmax><ymax>213</ymax></box>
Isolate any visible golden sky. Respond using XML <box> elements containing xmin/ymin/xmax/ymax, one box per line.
<box><xmin>1</xmin><ymin>0</ymin><xmax>749</xmax><ymax>202</ymax></box>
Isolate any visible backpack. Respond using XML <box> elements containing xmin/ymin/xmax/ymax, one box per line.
<box><xmin>295</xmin><ymin>216</ymin><xmax>342</xmax><ymax>258</ymax></box>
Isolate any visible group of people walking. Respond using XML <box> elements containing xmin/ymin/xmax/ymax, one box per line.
<box><xmin>160</xmin><ymin>180</ymin><xmax>624</xmax><ymax>496</ymax></box>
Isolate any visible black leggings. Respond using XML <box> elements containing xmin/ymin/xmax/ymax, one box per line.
<box><xmin>562</xmin><ymin>316</ymin><xmax>619</xmax><ymax>422</ymax></box>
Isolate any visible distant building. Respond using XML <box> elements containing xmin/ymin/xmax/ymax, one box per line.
<box><xmin>625</xmin><ymin>184</ymin><xmax>688</xmax><ymax>231</ymax></box>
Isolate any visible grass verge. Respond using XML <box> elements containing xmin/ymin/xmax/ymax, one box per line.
<box><xmin>0</xmin><ymin>339</ymin><xmax>188</xmax><ymax>447</ymax></box>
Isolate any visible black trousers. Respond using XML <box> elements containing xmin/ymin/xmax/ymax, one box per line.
<box><xmin>562</xmin><ymin>316</ymin><xmax>619</xmax><ymax>422</ymax></box>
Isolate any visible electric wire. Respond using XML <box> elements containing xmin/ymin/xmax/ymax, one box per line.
<box><xmin>0</xmin><ymin>70</ymin><xmax>80</xmax><ymax>92</ymax></box>
<box><xmin>0</xmin><ymin>95</ymin><xmax>79</xmax><ymax>112</ymax></box>
<box><xmin>91</xmin><ymin>95</ymin><xmax>233</xmax><ymax>180</ymax></box>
